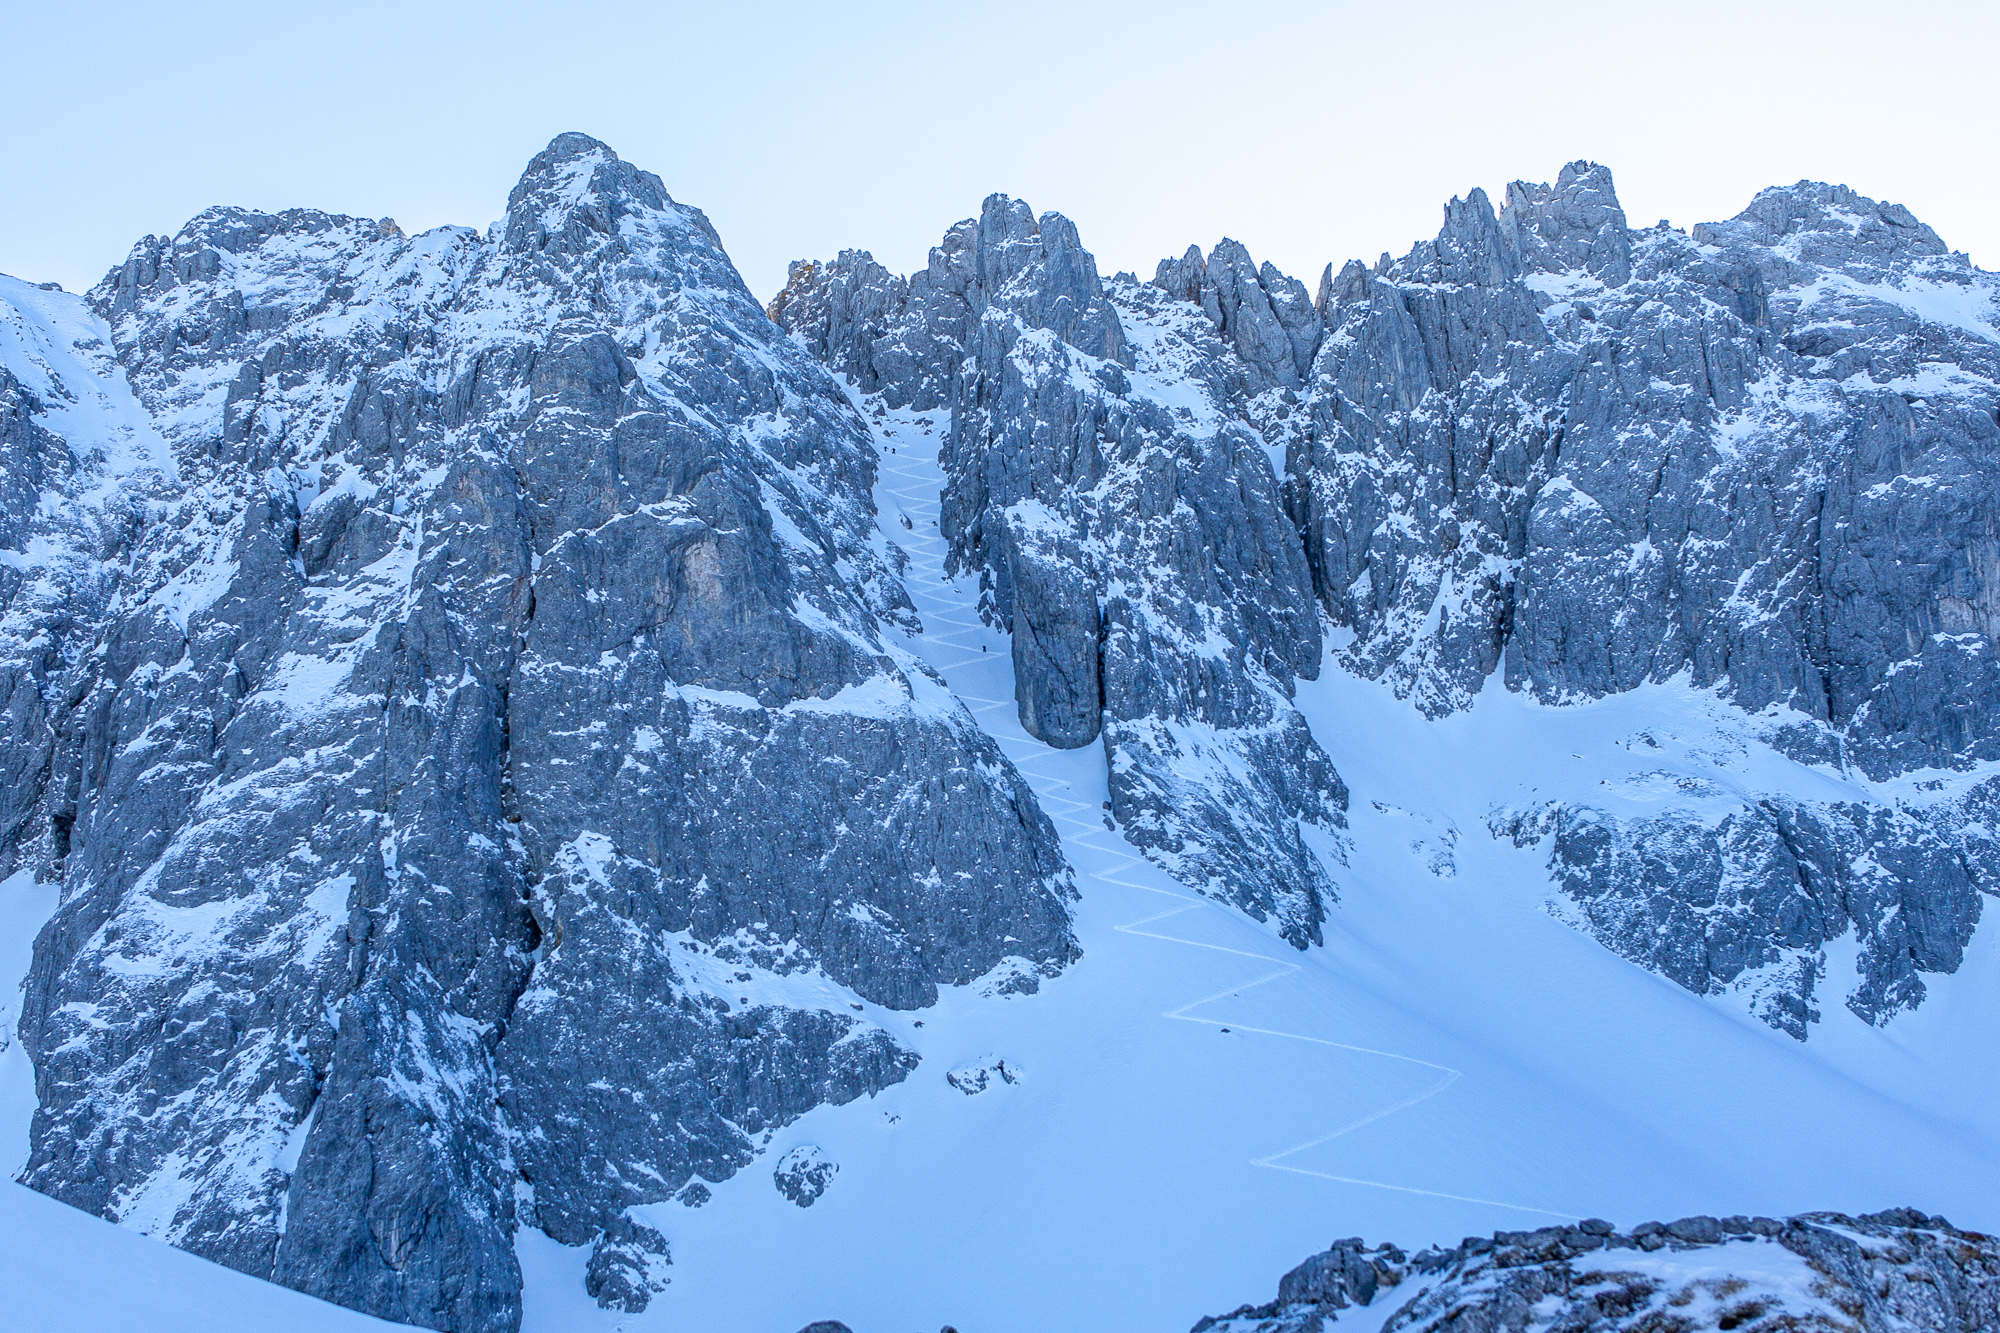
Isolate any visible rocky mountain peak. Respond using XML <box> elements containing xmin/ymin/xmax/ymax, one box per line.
<box><xmin>499</xmin><ymin>131</ymin><xmax>732</xmax><ymax>288</ymax></box>
<box><xmin>505</xmin><ymin>132</ymin><xmax>660</xmax><ymax>249</ymax></box>
<box><xmin>968</xmin><ymin>193</ymin><xmax>1129</xmax><ymax>366</ymax></box>
<box><xmin>1151</xmin><ymin>237</ymin><xmax>1321</xmax><ymax>388</ymax></box>
<box><xmin>1695</xmin><ymin>179</ymin><xmax>1954</xmax><ymax>281</ymax></box>
<box><xmin>1</xmin><ymin>133</ymin><xmax>1078</xmax><ymax>1333</ymax></box>
<box><xmin>1496</xmin><ymin>158</ymin><xmax>1632</xmax><ymax>284</ymax></box>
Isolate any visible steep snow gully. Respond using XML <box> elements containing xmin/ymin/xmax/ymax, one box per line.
<box><xmin>874</xmin><ymin>403</ymin><xmax>1521</xmax><ymax>1219</ymax></box>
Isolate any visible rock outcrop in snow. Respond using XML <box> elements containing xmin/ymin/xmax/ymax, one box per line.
<box><xmin>1496</xmin><ymin>776</ymin><xmax>1998</xmax><ymax>1037</ymax></box>
<box><xmin>0</xmin><ymin>134</ymin><xmax>1075</xmax><ymax>1332</ymax></box>
<box><xmin>1195</xmin><ymin>1208</ymin><xmax>2000</xmax><ymax>1333</ymax></box>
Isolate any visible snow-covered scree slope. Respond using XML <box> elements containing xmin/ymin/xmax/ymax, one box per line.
<box><xmin>1195</xmin><ymin>1209</ymin><xmax>1999</xmax><ymax>1333</ymax></box>
<box><xmin>775</xmin><ymin>166</ymin><xmax>2000</xmax><ymax>1038</ymax></box>
<box><xmin>0</xmin><ymin>135</ymin><xmax>1074</xmax><ymax>1332</ymax></box>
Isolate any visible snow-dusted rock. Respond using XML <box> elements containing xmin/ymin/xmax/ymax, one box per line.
<box><xmin>0</xmin><ymin>134</ymin><xmax>1076</xmax><ymax>1331</ymax></box>
<box><xmin>784</xmin><ymin>161</ymin><xmax>2000</xmax><ymax>1014</ymax></box>
<box><xmin>1505</xmin><ymin>778</ymin><xmax>1997</xmax><ymax>1037</ymax></box>
<box><xmin>7</xmin><ymin>136</ymin><xmax>2000</xmax><ymax>1331</ymax></box>
<box><xmin>1194</xmin><ymin>1209</ymin><xmax>2000</xmax><ymax>1333</ymax></box>
<box><xmin>772</xmin><ymin>1144</ymin><xmax>837</xmax><ymax>1207</ymax></box>
<box><xmin>776</xmin><ymin>201</ymin><xmax>1348</xmax><ymax>948</ymax></box>
<box><xmin>1298</xmin><ymin>162</ymin><xmax>2000</xmax><ymax>782</ymax></box>
<box><xmin>944</xmin><ymin>1053</ymin><xmax>1021</xmax><ymax>1095</ymax></box>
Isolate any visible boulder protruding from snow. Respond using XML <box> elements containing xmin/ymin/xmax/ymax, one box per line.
<box><xmin>945</xmin><ymin>1054</ymin><xmax>1022</xmax><ymax>1095</ymax></box>
<box><xmin>773</xmin><ymin>1146</ymin><xmax>839</xmax><ymax>1208</ymax></box>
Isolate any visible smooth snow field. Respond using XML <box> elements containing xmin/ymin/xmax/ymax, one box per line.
<box><xmin>3</xmin><ymin>397</ymin><xmax>1996</xmax><ymax>1332</ymax></box>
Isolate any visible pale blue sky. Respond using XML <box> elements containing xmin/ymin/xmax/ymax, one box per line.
<box><xmin>5</xmin><ymin>0</ymin><xmax>1994</xmax><ymax>301</ymax></box>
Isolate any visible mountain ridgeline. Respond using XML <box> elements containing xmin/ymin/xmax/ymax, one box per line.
<box><xmin>773</xmin><ymin>161</ymin><xmax>2000</xmax><ymax>1038</ymax></box>
<box><xmin>0</xmin><ymin>134</ymin><xmax>1995</xmax><ymax>1330</ymax></box>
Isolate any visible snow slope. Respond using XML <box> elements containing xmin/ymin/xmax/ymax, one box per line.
<box><xmin>0</xmin><ymin>1177</ymin><xmax>412</xmax><ymax>1333</ymax></box>
<box><xmin>509</xmin><ymin>394</ymin><xmax>2000</xmax><ymax>1333</ymax></box>
<box><xmin>0</xmin><ymin>274</ymin><xmax>174</xmax><ymax>487</ymax></box>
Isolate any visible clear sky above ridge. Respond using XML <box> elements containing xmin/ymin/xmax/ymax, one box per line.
<box><xmin>6</xmin><ymin>0</ymin><xmax>1995</xmax><ymax>303</ymax></box>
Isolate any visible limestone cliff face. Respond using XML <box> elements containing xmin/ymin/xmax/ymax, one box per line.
<box><xmin>775</xmin><ymin>198</ymin><xmax>1347</xmax><ymax>947</ymax></box>
<box><xmin>0</xmin><ymin>135</ymin><xmax>1074</xmax><ymax>1332</ymax></box>
<box><xmin>5</xmin><ymin>138</ymin><xmax>1999</xmax><ymax>1332</ymax></box>
<box><xmin>1298</xmin><ymin>163</ymin><xmax>2000</xmax><ymax>784</ymax></box>
<box><xmin>1297</xmin><ymin>164</ymin><xmax>1997</xmax><ymax>1031</ymax></box>
<box><xmin>776</xmin><ymin>162</ymin><xmax>1999</xmax><ymax>1025</ymax></box>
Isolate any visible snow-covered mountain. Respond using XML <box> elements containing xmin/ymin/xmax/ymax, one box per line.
<box><xmin>1</xmin><ymin>136</ymin><xmax>1996</xmax><ymax>1333</ymax></box>
<box><xmin>773</xmin><ymin>162</ymin><xmax>2000</xmax><ymax>1041</ymax></box>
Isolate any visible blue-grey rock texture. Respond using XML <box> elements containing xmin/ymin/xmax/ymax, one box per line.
<box><xmin>1192</xmin><ymin>1209</ymin><xmax>2000</xmax><ymax>1333</ymax></box>
<box><xmin>778</xmin><ymin>163</ymin><xmax>2000</xmax><ymax>1018</ymax></box>
<box><xmin>771</xmin><ymin>1143</ymin><xmax>837</xmax><ymax>1207</ymax></box>
<box><xmin>1298</xmin><ymin>163</ymin><xmax>2000</xmax><ymax>781</ymax></box>
<box><xmin>7</xmin><ymin>140</ymin><xmax>2000</xmax><ymax>1331</ymax></box>
<box><xmin>0</xmin><ymin>135</ymin><xmax>1075</xmax><ymax>1332</ymax></box>
<box><xmin>774</xmin><ymin>198</ymin><xmax>1348</xmax><ymax>947</ymax></box>
<box><xmin>1495</xmin><ymin>775</ymin><xmax>1999</xmax><ymax>1038</ymax></box>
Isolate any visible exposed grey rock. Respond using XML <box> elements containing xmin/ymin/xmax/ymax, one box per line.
<box><xmin>1192</xmin><ymin>1209</ymin><xmax>2000</xmax><ymax>1333</ymax></box>
<box><xmin>1294</xmin><ymin>162</ymin><xmax>2000</xmax><ymax>784</ymax></box>
<box><xmin>1</xmin><ymin>135</ymin><xmax>1076</xmax><ymax>1332</ymax></box>
<box><xmin>945</xmin><ymin>1053</ymin><xmax>1021</xmax><ymax>1095</ymax></box>
<box><xmin>780</xmin><ymin>164</ymin><xmax>2000</xmax><ymax>988</ymax></box>
<box><xmin>1153</xmin><ymin>240</ymin><xmax>1323</xmax><ymax>389</ymax></box>
<box><xmin>778</xmin><ymin>204</ymin><xmax>1347</xmax><ymax>947</ymax></box>
<box><xmin>1275</xmin><ymin>1239</ymin><xmax>1382</xmax><ymax>1308</ymax></box>
<box><xmin>767</xmin><ymin>192</ymin><xmax>1130</xmax><ymax>416</ymax></box>
<box><xmin>583</xmin><ymin>1214</ymin><xmax>671</xmax><ymax>1313</ymax></box>
<box><xmin>11</xmin><ymin>144</ymin><xmax>2000</xmax><ymax>1331</ymax></box>
<box><xmin>773</xmin><ymin>1145</ymin><xmax>837</xmax><ymax>1207</ymax></box>
<box><xmin>1504</xmin><ymin>776</ymin><xmax>1997</xmax><ymax>1036</ymax></box>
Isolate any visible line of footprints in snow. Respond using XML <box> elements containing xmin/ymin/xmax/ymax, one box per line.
<box><xmin>767</xmin><ymin>412</ymin><xmax>1575</xmax><ymax>1245</ymax></box>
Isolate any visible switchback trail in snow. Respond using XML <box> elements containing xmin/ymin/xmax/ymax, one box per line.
<box><xmin>864</xmin><ymin>403</ymin><xmax>1572</xmax><ymax>1222</ymax></box>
